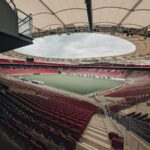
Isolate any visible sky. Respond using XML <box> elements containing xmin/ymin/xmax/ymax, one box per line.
<box><xmin>15</xmin><ymin>33</ymin><xmax>136</xmax><ymax>58</ymax></box>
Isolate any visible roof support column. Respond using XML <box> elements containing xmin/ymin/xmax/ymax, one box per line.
<box><xmin>85</xmin><ymin>0</ymin><xmax>93</xmax><ymax>32</ymax></box>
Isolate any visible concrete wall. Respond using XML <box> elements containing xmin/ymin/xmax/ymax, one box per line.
<box><xmin>0</xmin><ymin>0</ymin><xmax>18</xmax><ymax>36</ymax></box>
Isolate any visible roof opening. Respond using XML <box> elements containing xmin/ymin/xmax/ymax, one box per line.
<box><xmin>15</xmin><ymin>33</ymin><xmax>136</xmax><ymax>58</ymax></box>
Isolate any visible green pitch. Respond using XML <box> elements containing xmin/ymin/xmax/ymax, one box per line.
<box><xmin>15</xmin><ymin>74</ymin><xmax>123</xmax><ymax>95</ymax></box>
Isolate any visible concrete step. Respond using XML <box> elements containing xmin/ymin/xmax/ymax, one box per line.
<box><xmin>91</xmin><ymin>117</ymin><xmax>104</xmax><ymax>120</ymax></box>
<box><xmin>81</xmin><ymin>135</ymin><xmax>112</xmax><ymax>150</ymax></box>
<box><xmin>90</xmin><ymin>120</ymin><xmax>105</xmax><ymax>126</ymax></box>
<box><xmin>89</xmin><ymin>124</ymin><xmax>107</xmax><ymax>131</ymax></box>
<box><xmin>91</xmin><ymin>118</ymin><xmax>104</xmax><ymax>123</ymax></box>
<box><xmin>85</xmin><ymin>130</ymin><xmax>110</xmax><ymax>144</ymax></box>
<box><xmin>91</xmin><ymin>119</ymin><xmax>105</xmax><ymax>123</ymax></box>
<box><xmin>87</xmin><ymin>126</ymin><xmax>108</xmax><ymax>136</ymax></box>
<box><xmin>76</xmin><ymin>142</ymin><xmax>99</xmax><ymax>150</ymax></box>
<box><xmin>89</xmin><ymin>122</ymin><xmax>106</xmax><ymax>128</ymax></box>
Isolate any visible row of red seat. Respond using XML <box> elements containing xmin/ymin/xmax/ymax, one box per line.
<box><xmin>63</xmin><ymin>68</ymin><xmax>129</xmax><ymax>78</ymax></box>
<box><xmin>0</xmin><ymin>65</ymin><xmax>51</xmax><ymax>69</ymax></box>
<box><xmin>0</xmin><ymin>69</ymin><xmax>58</xmax><ymax>74</ymax></box>
<box><xmin>108</xmin><ymin>94</ymin><xmax>150</xmax><ymax>112</ymax></box>
<box><xmin>0</xmin><ymin>113</ymin><xmax>75</xmax><ymax>150</ymax></box>
<box><xmin>127</xmin><ymin>112</ymin><xmax>150</xmax><ymax>123</ymax></box>
<box><xmin>109</xmin><ymin>132</ymin><xmax>124</xmax><ymax>150</ymax></box>
<box><xmin>106</xmin><ymin>78</ymin><xmax>150</xmax><ymax>98</ymax></box>
<box><xmin>8</xmin><ymin>92</ymin><xmax>92</xmax><ymax>131</ymax></box>
<box><xmin>0</xmin><ymin>117</ymin><xmax>49</xmax><ymax>150</ymax></box>
<box><xmin>0</xmin><ymin>87</ymin><xmax>97</xmax><ymax>149</ymax></box>
<box><xmin>0</xmin><ymin>58</ymin><xmax>68</xmax><ymax>66</ymax></box>
<box><xmin>0</xmin><ymin>77</ymin><xmax>96</xmax><ymax>111</ymax></box>
<box><xmin>0</xmin><ymin>93</ymin><xmax>75</xmax><ymax>149</ymax></box>
<box><xmin>0</xmin><ymin>58</ymin><xmax>150</xmax><ymax>69</ymax></box>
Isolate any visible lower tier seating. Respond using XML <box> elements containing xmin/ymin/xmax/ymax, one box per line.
<box><xmin>0</xmin><ymin>88</ymin><xmax>97</xmax><ymax>150</ymax></box>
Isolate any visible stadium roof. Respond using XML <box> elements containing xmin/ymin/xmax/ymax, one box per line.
<box><xmin>12</xmin><ymin>0</ymin><xmax>150</xmax><ymax>37</ymax></box>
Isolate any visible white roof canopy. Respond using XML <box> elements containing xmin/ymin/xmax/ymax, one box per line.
<box><xmin>12</xmin><ymin>0</ymin><xmax>150</xmax><ymax>35</ymax></box>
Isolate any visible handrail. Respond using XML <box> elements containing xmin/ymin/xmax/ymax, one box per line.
<box><xmin>18</xmin><ymin>16</ymin><xmax>31</xmax><ymax>25</ymax></box>
<box><xmin>6</xmin><ymin>0</ymin><xmax>16</xmax><ymax>12</ymax></box>
<box><xmin>17</xmin><ymin>9</ymin><xmax>32</xmax><ymax>20</ymax></box>
<box><xmin>5</xmin><ymin>0</ymin><xmax>33</xmax><ymax>38</ymax></box>
<box><xmin>17</xmin><ymin>9</ymin><xmax>32</xmax><ymax>38</ymax></box>
<box><xmin>108</xmin><ymin>110</ymin><xmax>150</xmax><ymax>143</ymax></box>
<box><xmin>18</xmin><ymin>17</ymin><xmax>32</xmax><ymax>29</ymax></box>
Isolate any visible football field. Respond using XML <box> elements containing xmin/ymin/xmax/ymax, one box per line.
<box><xmin>15</xmin><ymin>74</ymin><xmax>123</xmax><ymax>95</ymax></box>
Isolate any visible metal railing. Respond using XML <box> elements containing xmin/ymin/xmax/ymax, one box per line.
<box><xmin>6</xmin><ymin>0</ymin><xmax>32</xmax><ymax>38</ymax></box>
<box><xmin>5</xmin><ymin>0</ymin><xmax>16</xmax><ymax>12</ymax></box>
<box><xmin>108</xmin><ymin>111</ymin><xmax>150</xmax><ymax>143</ymax></box>
<box><xmin>17</xmin><ymin>9</ymin><xmax>32</xmax><ymax>38</ymax></box>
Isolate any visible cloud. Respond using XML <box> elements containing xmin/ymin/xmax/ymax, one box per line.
<box><xmin>15</xmin><ymin>33</ymin><xmax>136</xmax><ymax>58</ymax></box>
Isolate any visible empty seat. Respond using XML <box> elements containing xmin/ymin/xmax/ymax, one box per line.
<box><xmin>36</xmin><ymin>139</ymin><xmax>48</xmax><ymax>150</ymax></box>
<box><xmin>112</xmin><ymin>138</ymin><xmax>124</xmax><ymax>150</ymax></box>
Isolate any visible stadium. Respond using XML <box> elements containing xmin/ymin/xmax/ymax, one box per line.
<box><xmin>0</xmin><ymin>0</ymin><xmax>150</xmax><ymax>150</ymax></box>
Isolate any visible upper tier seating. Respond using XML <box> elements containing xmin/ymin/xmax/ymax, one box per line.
<box><xmin>0</xmin><ymin>64</ymin><xmax>58</xmax><ymax>74</ymax></box>
<box><xmin>63</xmin><ymin>68</ymin><xmax>129</xmax><ymax>78</ymax></box>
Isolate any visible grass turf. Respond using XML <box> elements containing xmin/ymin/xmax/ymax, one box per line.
<box><xmin>15</xmin><ymin>74</ymin><xmax>123</xmax><ymax>95</ymax></box>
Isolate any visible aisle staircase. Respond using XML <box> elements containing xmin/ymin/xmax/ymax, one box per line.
<box><xmin>76</xmin><ymin>115</ymin><xmax>113</xmax><ymax>150</ymax></box>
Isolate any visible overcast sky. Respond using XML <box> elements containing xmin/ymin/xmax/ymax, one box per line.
<box><xmin>15</xmin><ymin>33</ymin><xmax>136</xmax><ymax>58</ymax></box>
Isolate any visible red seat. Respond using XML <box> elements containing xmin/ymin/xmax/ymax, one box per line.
<box><xmin>63</xmin><ymin>136</ymin><xmax>76</xmax><ymax>150</ymax></box>
<box><xmin>112</xmin><ymin>137</ymin><xmax>124</xmax><ymax>149</ymax></box>
<box><xmin>19</xmin><ymin>133</ymin><xmax>30</xmax><ymax>148</ymax></box>
<box><xmin>30</xmin><ymin>140</ymin><xmax>43</xmax><ymax>150</ymax></box>
<box><xmin>70</xmin><ymin>128</ymin><xmax>81</xmax><ymax>140</ymax></box>
<box><xmin>24</xmin><ymin>131</ymin><xmax>35</xmax><ymax>140</ymax></box>
<box><xmin>36</xmin><ymin>139</ymin><xmax>48</xmax><ymax>150</ymax></box>
<box><xmin>108</xmin><ymin>132</ymin><xmax>119</xmax><ymax>140</ymax></box>
<box><xmin>52</xmin><ymin>130</ymin><xmax>61</xmax><ymax>145</ymax></box>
